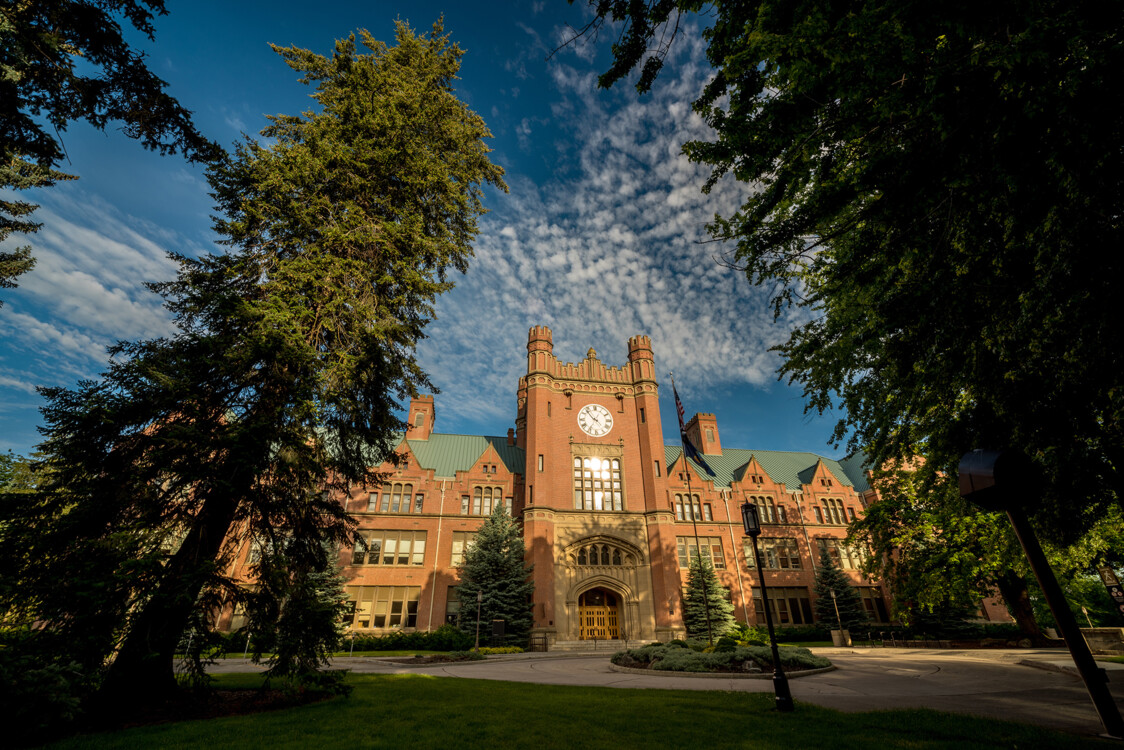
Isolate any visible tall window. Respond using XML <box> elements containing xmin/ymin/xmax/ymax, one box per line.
<box><xmin>747</xmin><ymin>495</ymin><xmax>787</xmax><ymax>524</ymax></box>
<box><xmin>676</xmin><ymin>537</ymin><xmax>725</xmax><ymax>569</ymax></box>
<box><xmin>472</xmin><ymin>486</ymin><xmax>504</xmax><ymax>515</ymax></box>
<box><xmin>816</xmin><ymin>539</ymin><xmax>865</xmax><ymax>570</ymax></box>
<box><xmin>752</xmin><ymin>587</ymin><xmax>813</xmax><ymax>625</ymax></box>
<box><xmin>451</xmin><ymin>531</ymin><xmax>476</xmax><ymax>566</ymax></box>
<box><xmin>346</xmin><ymin>586</ymin><xmax>420</xmax><ymax>629</ymax></box>
<box><xmin>352</xmin><ymin>531</ymin><xmax>426</xmax><ymax>566</ymax></box>
<box><xmin>674</xmin><ymin>493</ymin><xmax>702</xmax><ymax>520</ymax></box>
<box><xmin>744</xmin><ymin>538</ymin><xmax>801</xmax><ymax>570</ymax></box>
<box><xmin>573</xmin><ymin>456</ymin><xmax>623</xmax><ymax>511</ymax></box>
<box><xmin>445</xmin><ymin>587</ymin><xmax>460</xmax><ymax>625</ymax></box>
<box><xmin>820</xmin><ymin>498</ymin><xmax>845</xmax><ymax>524</ymax></box>
<box><xmin>860</xmin><ymin>587</ymin><xmax>890</xmax><ymax>622</ymax></box>
<box><xmin>372</xmin><ymin>483</ymin><xmax>418</xmax><ymax>514</ymax></box>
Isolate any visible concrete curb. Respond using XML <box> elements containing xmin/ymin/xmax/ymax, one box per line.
<box><xmin>607</xmin><ymin>662</ymin><xmax>837</xmax><ymax>679</ymax></box>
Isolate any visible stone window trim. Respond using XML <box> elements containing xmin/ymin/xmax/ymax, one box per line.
<box><xmin>564</xmin><ymin>534</ymin><xmax>643</xmax><ymax>569</ymax></box>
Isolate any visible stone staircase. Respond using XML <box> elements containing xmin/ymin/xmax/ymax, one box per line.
<box><xmin>548</xmin><ymin>639</ymin><xmax>633</xmax><ymax>653</ymax></box>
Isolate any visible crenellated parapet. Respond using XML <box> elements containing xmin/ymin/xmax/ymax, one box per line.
<box><xmin>523</xmin><ymin>326</ymin><xmax>659</xmax><ymax>393</ymax></box>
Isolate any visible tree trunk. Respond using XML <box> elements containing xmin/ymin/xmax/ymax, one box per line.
<box><xmin>100</xmin><ymin>487</ymin><xmax>242</xmax><ymax>702</ymax></box>
<box><xmin>995</xmin><ymin>570</ymin><xmax>1045</xmax><ymax>644</ymax></box>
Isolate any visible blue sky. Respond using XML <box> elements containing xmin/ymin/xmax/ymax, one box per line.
<box><xmin>0</xmin><ymin>0</ymin><xmax>845</xmax><ymax>459</ymax></box>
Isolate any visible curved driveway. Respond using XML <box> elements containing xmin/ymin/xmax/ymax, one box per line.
<box><xmin>211</xmin><ymin>647</ymin><xmax>1124</xmax><ymax>738</ymax></box>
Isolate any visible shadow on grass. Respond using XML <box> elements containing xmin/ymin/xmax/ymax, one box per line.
<box><xmin>47</xmin><ymin>672</ymin><xmax>1112</xmax><ymax>750</ymax></box>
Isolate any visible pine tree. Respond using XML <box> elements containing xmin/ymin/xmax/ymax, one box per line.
<box><xmin>456</xmin><ymin>505</ymin><xmax>534</xmax><ymax>644</ymax></box>
<box><xmin>813</xmin><ymin>553</ymin><xmax>870</xmax><ymax>632</ymax></box>
<box><xmin>683</xmin><ymin>555</ymin><xmax>736</xmax><ymax>640</ymax></box>
<box><xmin>3</xmin><ymin>20</ymin><xmax>505</xmax><ymax>703</ymax></box>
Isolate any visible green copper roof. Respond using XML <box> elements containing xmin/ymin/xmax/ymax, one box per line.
<box><xmin>665</xmin><ymin>445</ymin><xmax>854</xmax><ymax>493</ymax></box>
<box><xmin>405</xmin><ymin>433</ymin><xmax>524</xmax><ymax>478</ymax></box>
<box><xmin>837</xmin><ymin>452</ymin><xmax>873</xmax><ymax>493</ymax></box>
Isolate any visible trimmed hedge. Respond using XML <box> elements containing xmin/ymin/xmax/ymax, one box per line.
<box><xmin>214</xmin><ymin>624</ymin><xmax>476</xmax><ymax>655</ymax></box>
<box><xmin>612</xmin><ymin>643</ymin><xmax>831</xmax><ymax>673</ymax></box>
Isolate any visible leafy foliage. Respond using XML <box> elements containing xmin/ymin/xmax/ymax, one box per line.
<box><xmin>456</xmin><ymin>504</ymin><xmax>534</xmax><ymax>642</ymax></box>
<box><xmin>573</xmin><ymin>0</ymin><xmax>1124</xmax><ymax>547</ymax></box>
<box><xmin>682</xmin><ymin>554</ymin><xmax>736</xmax><ymax>640</ymax></box>
<box><xmin>0</xmin><ymin>0</ymin><xmax>219</xmax><ymax>300</ymax></box>
<box><xmin>811</xmin><ymin>553</ymin><xmax>869</xmax><ymax>631</ymax></box>
<box><xmin>1</xmin><ymin>20</ymin><xmax>504</xmax><ymax>700</ymax></box>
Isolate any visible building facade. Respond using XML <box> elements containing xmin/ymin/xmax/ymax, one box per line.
<box><xmin>227</xmin><ymin>327</ymin><xmax>903</xmax><ymax>642</ymax></box>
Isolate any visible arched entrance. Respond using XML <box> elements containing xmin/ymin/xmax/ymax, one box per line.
<box><xmin>578</xmin><ymin>587</ymin><xmax>620</xmax><ymax>639</ymax></box>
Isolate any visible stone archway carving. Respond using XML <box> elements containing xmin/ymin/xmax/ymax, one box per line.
<box><xmin>562</xmin><ymin>535</ymin><xmax>645</xmax><ymax>640</ymax></box>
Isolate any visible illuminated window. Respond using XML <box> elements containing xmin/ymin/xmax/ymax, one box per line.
<box><xmin>572</xmin><ymin>456</ymin><xmax>624</xmax><ymax>511</ymax></box>
<box><xmin>351</xmin><ymin>531</ymin><xmax>427</xmax><ymax>566</ymax></box>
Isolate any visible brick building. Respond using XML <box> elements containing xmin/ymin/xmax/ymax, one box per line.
<box><xmin>228</xmin><ymin>326</ymin><xmax>900</xmax><ymax>643</ymax></box>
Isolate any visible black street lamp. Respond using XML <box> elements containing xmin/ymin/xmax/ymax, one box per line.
<box><xmin>474</xmin><ymin>590</ymin><xmax>483</xmax><ymax>652</ymax></box>
<box><xmin>741</xmin><ymin>501</ymin><xmax>794</xmax><ymax>712</ymax></box>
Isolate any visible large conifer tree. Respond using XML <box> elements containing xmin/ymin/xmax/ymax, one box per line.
<box><xmin>812</xmin><ymin>553</ymin><xmax>870</xmax><ymax>632</ymax></box>
<box><xmin>456</xmin><ymin>505</ymin><xmax>534</xmax><ymax>643</ymax></box>
<box><xmin>683</xmin><ymin>556</ymin><xmax>735</xmax><ymax>640</ymax></box>
<box><xmin>3</xmin><ymin>20</ymin><xmax>505</xmax><ymax>702</ymax></box>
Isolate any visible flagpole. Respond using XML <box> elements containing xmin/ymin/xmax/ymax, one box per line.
<box><xmin>672</xmin><ymin>373</ymin><xmax>714</xmax><ymax>646</ymax></box>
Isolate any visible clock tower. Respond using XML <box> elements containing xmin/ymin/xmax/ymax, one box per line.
<box><xmin>517</xmin><ymin>326</ymin><xmax>682</xmax><ymax>644</ymax></box>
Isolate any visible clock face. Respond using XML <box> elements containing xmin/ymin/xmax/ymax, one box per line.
<box><xmin>577</xmin><ymin>403</ymin><xmax>614</xmax><ymax>437</ymax></box>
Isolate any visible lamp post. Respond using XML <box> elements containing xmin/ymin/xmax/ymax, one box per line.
<box><xmin>741</xmin><ymin>501</ymin><xmax>794</xmax><ymax>712</ymax></box>
<box><xmin>474</xmin><ymin>591</ymin><xmax>483</xmax><ymax>652</ymax></box>
<box><xmin>830</xmin><ymin>589</ymin><xmax>846</xmax><ymax>645</ymax></box>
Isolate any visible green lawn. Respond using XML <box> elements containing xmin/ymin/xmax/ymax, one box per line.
<box><xmin>46</xmin><ymin>672</ymin><xmax>1109</xmax><ymax>749</ymax></box>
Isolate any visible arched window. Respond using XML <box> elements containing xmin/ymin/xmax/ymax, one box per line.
<box><xmin>601</xmin><ymin>546</ymin><xmax>610</xmax><ymax>565</ymax></box>
<box><xmin>577</xmin><ymin>547</ymin><xmax>587</xmax><ymax>565</ymax></box>
<box><xmin>612</xmin><ymin>548</ymin><xmax>622</xmax><ymax>566</ymax></box>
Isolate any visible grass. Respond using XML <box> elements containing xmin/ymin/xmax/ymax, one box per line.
<box><xmin>46</xmin><ymin>672</ymin><xmax>1111</xmax><ymax>749</ymax></box>
<box><xmin>1099</xmin><ymin>655</ymin><xmax>1124</xmax><ymax>664</ymax></box>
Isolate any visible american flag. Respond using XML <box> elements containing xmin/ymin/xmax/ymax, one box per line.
<box><xmin>672</xmin><ymin>381</ymin><xmax>716</xmax><ymax>477</ymax></box>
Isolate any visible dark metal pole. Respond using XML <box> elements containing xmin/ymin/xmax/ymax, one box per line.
<box><xmin>474</xmin><ymin>590</ymin><xmax>483</xmax><ymax>652</ymax></box>
<box><xmin>749</xmin><ymin>533</ymin><xmax>794</xmax><ymax>712</ymax></box>
<box><xmin>1007</xmin><ymin>509</ymin><xmax>1124</xmax><ymax>739</ymax></box>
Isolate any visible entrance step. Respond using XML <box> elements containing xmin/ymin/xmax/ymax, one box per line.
<box><xmin>549</xmin><ymin>639</ymin><xmax>633</xmax><ymax>653</ymax></box>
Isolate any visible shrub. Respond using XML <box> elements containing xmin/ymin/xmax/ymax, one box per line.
<box><xmin>478</xmin><ymin>646</ymin><xmax>523</xmax><ymax>654</ymax></box>
<box><xmin>715</xmin><ymin>635</ymin><xmax>739</xmax><ymax>652</ymax></box>
<box><xmin>611</xmin><ymin>644</ymin><xmax>830</xmax><ymax>673</ymax></box>
<box><xmin>449</xmin><ymin>650</ymin><xmax>485</xmax><ymax>661</ymax></box>
<box><xmin>0</xmin><ymin>643</ymin><xmax>91</xmax><ymax>747</ymax></box>
<box><xmin>667</xmin><ymin>639</ymin><xmax>689</xmax><ymax>648</ymax></box>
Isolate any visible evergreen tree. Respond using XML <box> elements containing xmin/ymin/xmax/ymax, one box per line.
<box><xmin>1</xmin><ymin>20</ymin><xmax>505</xmax><ymax>703</ymax></box>
<box><xmin>1</xmin><ymin>0</ymin><xmax>220</xmax><ymax>301</ymax></box>
<box><xmin>456</xmin><ymin>505</ymin><xmax>534</xmax><ymax>643</ymax></box>
<box><xmin>812</xmin><ymin>553</ymin><xmax>870</xmax><ymax>632</ymax></box>
<box><xmin>683</xmin><ymin>555</ymin><xmax>735</xmax><ymax>640</ymax></box>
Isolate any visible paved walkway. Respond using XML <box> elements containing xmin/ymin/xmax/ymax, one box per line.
<box><xmin>209</xmin><ymin>647</ymin><xmax>1124</xmax><ymax>738</ymax></box>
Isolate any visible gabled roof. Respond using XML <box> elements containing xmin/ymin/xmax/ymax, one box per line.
<box><xmin>837</xmin><ymin>451</ymin><xmax>873</xmax><ymax>493</ymax></box>
<box><xmin>665</xmin><ymin>445</ymin><xmax>855</xmax><ymax>493</ymax></box>
<box><xmin>404</xmin><ymin>433</ymin><xmax>524</xmax><ymax>478</ymax></box>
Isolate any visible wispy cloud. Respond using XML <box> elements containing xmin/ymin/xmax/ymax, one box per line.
<box><xmin>0</xmin><ymin>186</ymin><xmax>183</xmax><ymax>428</ymax></box>
<box><xmin>420</xmin><ymin>30</ymin><xmax>793</xmax><ymax>433</ymax></box>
